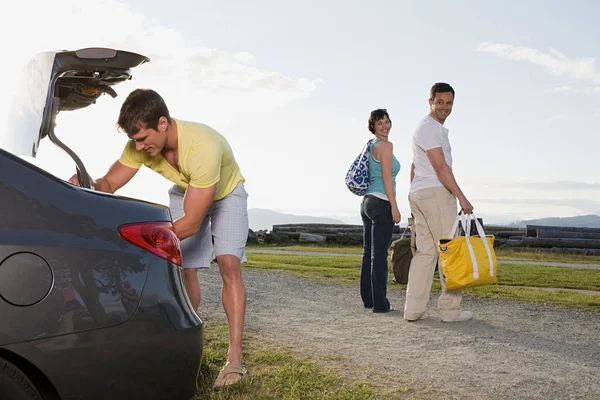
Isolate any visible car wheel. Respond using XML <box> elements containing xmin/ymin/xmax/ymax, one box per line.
<box><xmin>0</xmin><ymin>358</ymin><xmax>43</xmax><ymax>400</ymax></box>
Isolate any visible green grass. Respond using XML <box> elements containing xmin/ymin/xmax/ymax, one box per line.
<box><xmin>496</xmin><ymin>263</ymin><xmax>600</xmax><ymax>290</ymax></box>
<box><xmin>464</xmin><ymin>285</ymin><xmax>600</xmax><ymax>310</ymax></box>
<box><xmin>246</xmin><ymin>254</ymin><xmax>363</xmax><ymax>282</ymax></box>
<box><xmin>247</xmin><ymin>254</ymin><xmax>600</xmax><ymax>290</ymax></box>
<box><xmin>494</xmin><ymin>247</ymin><xmax>600</xmax><ymax>264</ymax></box>
<box><xmin>420</xmin><ymin>279</ymin><xmax>600</xmax><ymax>310</ymax></box>
<box><xmin>247</xmin><ymin>243</ymin><xmax>600</xmax><ymax>264</ymax></box>
<box><xmin>246</xmin><ymin>253</ymin><xmax>600</xmax><ymax>310</ymax></box>
<box><xmin>193</xmin><ymin>323</ymin><xmax>413</xmax><ymax>399</ymax></box>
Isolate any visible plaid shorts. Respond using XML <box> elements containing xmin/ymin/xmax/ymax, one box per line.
<box><xmin>168</xmin><ymin>182</ymin><xmax>249</xmax><ymax>268</ymax></box>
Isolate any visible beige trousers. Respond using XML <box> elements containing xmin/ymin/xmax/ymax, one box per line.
<box><xmin>404</xmin><ymin>186</ymin><xmax>462</xmax><ymax>320</ymax></box>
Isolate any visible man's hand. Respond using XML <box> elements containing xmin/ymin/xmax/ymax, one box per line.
<box><xmin>459</xmin><ymin>196</ymin><xmax>474</xmax><ymax>214</ymax></box>
<box><xmin>68</xmin><ymin>174</ymin><xmax>94</xmax><ymax>187</ymax></box>
<box><xmin>67</xmin><ymin>161</ymin><xmax>138</xmax><ymax>194</ymax></box>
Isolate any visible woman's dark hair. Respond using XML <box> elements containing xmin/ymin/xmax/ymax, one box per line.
<box><xmin>368</xmin><ymin>109</ymin><xmax>391</xmax><ymax>134</ymax></box>
<box><xmin>429</xmin><ymin>82</ymin><xmax>455</xmax><ymax>101</ymax></box>
<box><xmin>117</xmin><ymin>88</ymin><xmax>172</xmax><ymax>135</ymax></box>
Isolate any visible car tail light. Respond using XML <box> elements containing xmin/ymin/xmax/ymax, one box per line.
<box><xmin>118</xmin><ymin>222</ymin><xmax>182</xmax><ymax>266</ymax></box>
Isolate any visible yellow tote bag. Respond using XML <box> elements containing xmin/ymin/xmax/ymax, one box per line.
<box><xmin>438</xmin><ymin>213</ymin><xmax>497</xmax><ymax>290</ymax></box>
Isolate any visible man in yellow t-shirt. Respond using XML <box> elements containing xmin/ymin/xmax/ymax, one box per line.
<box><xmin>69</xmin><ymin>88</ymin><xmax>248</xmax><ymax>388</ymax></box>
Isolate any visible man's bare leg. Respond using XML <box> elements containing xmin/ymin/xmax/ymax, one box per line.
<box><xmin>183</xmin><ymin>268</ymin><xmax>201</xmax><ymax>311</ymax></box>
<box><xmin>214</xmin><ymin>254</ymin><xmax>247</xmax><ymax>386</ymax></box>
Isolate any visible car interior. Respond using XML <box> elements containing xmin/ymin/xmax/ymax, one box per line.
<box><xmin>37</xmin><ymin>48</ymin><xmax>149</xmax><ymax>188</ymax></box>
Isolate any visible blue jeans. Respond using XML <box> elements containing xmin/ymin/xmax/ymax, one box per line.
<box><xmin>360</xmin><ymin>195</ymin><xmax>394</xmax><ymax>312</ymax></box>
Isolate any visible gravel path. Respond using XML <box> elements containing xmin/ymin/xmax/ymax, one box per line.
<box><xmin>198</xmin><ymin>267</ymin><xmax>600</xmax><ymax>400</ymax></box>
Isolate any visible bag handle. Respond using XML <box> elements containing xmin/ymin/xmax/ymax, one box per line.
<box><xmin>399</xmin><ymin>217</ymin><xmax>417</xmax><ymax>256</ymax></box>
<box><xmin>358</xmin><ymin>142</ymin><xmax>370</xmax><ymax>161</ymax></box>
<box><xmin>400</xmin><ymin>214</ymin><xmax>415</xmax><ymax>240</ymax></box>
<box><xmin>447</xmin><ymin>212</ymin><xmax>490</xmax><ymax>280</ymax></box>
<box><xmin>447</xmin><ymin>211</ymin><xmax>468</xmax><ymax>238</ymax></box>
<box><xmin>461</xmin><ymin>213</ymin><xmax>480</xmax><ymax>279</ymax></box>
<box><xmin>440</xmin><ymin>211</ymin><xmax>495</xmax><ymax>286</ymax></box>
<box><xmin>440</xmin><ymin>212</ymin><xmax>470</xmax><ymax>286</ymax></box>
<box><xmin>400</xmin><ymin>224</ymin><xmax>410</xmax><ymax>239</ymax></box>
<box><xmin>357</xmin><ymin>138</ymin><xmax>375</xmax><ymax>164</ymax></box>
<box><xmin>466</xmin><ymin>213</ymin><xmax>495</xmax><ymax>277</ymax></box>
<box><xmin>409</xmin><ymin>216</ymin><xmax>416</xmax><ymax>255</ymax></box>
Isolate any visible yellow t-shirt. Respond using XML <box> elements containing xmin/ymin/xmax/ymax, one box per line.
<box><xmin>118</xmin><ymin>118</ymin><xmax>245</xmax><ymax>201</ymax></box>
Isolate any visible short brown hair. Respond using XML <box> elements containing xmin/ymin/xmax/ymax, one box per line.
<box><xmin>429</xmin><ymin>82</ymin><xmax>455</xmax><ymax>101</ymax></box>
<box><xmin>368</xmin><ymin>109</ymin><xmax>392</xmax><ymax>134</ymax></box>
<box><xmin>117</xmin><ymin>89</ymin><xmax>172</xmax><ymax>136</ymax></box>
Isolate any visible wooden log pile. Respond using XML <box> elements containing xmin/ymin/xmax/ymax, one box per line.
<box><xmin>266</xmin><ymin>223</ymin><xmax>411</xmax><ymax>246</ymax></box>
<box><xmin>502</xmin><ymin>225</ymin><xmax>600</xmax><ymax>255</ymax></box>
<box><xmin>259</xmin><ymin>222</ymin><xmax>600</xmax><ymax>255</ymax></box>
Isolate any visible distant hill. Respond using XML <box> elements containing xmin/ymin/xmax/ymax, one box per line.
<box><xmin>511</xmin><ymin>214</ymin><xmax>600</xmax><ymax>228</ymax></box>
<box><xmin>248</xmin><ymin>209</ymin><xmax>346</xmax><ymax>231</ymax></box>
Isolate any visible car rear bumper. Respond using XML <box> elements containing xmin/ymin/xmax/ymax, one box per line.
<box><xmin>5</xmin><ymin>261</ymin><xmax>204</xmax><ymax>400</ymax></box>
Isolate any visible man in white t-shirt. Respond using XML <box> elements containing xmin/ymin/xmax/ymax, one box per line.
<box><xmin>403</xmin><ymin>82</ymin><xmax>474</xmax><ymax>323</ymax></box>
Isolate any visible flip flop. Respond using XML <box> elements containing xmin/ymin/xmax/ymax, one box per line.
<box><xmin>214</xmin><ymin>365</ymin><xmax>248</xmax><ymax>389</ymax></box>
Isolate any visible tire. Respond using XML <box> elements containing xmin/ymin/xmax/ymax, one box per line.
<box><xmin>0</xmin><ymin>358</ymin><xmax>43</xmax><ymax>400</ymax></box>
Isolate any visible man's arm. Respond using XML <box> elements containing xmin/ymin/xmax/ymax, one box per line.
<box><xmin>426</xmin><ymin>148</ymin><xmax>473</xmax><ymax>213</ymax></box>
<box><xmin>410</xmin><ymin>162</ymin><xmax>415</xmax><ymax>183</ymax></box>
<box><xmin>173</xmin><ymin>185</ymin><xmax>217</xmax><ymax>240</ymax></box>
<box><xmin>94</xmin><ymin>161</ymin><xmax>139</xmax><ymax>193</ymax></box>
<box><xmin>69</xmin><ymin>160</ymin><xmax>138</xmax><ymax>193</ymax></box>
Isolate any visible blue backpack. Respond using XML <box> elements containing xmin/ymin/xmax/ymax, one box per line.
<box><xmin>345</xmin><ymin>139</ymin><xmax>374</xmax><ymax>196</ymax></box>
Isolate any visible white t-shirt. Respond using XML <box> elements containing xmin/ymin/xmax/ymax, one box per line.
<box><xmin>410</xmin><ymin>115</ymin><xmax>453</xmax><ymax>193</ymax></box>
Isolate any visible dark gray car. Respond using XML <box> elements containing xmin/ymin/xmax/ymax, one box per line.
<box><xmin>0</xmin><ymin>48</ymin><xmax>203</xmax><ymax>400</ymax></box>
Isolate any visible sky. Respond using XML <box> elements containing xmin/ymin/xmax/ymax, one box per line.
<box><xmin>0</xmin><ymin>0</ymin><xmax>599</xmax><ymax>225</ymax></box>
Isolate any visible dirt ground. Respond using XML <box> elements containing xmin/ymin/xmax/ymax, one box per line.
<box><xmin>197</xmin><ymin>267</ymin><xmax>600</xmax><ymax>399</ymax></box>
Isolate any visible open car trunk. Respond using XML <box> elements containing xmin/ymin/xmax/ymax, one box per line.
<box><xmin>1</xmin><ymin>48</ymin><xmax>149</xmax><ymax>188</ymax></box>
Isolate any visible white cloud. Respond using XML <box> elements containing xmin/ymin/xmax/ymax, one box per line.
<box><xmin>0</xmin><ymin>0</ymin><xmax>321</xmax><ymax>119</ymax></box>
<box><xmin>545</xmin><ymin>114</ymin><xmax>568</xmax><ymax>123</ymax></box>
<box><xmin>475</xmin><ymin>197</ymin><xmax>600</xmax><ymax>215</ymax></box>
<box><xmin>151</xmin><ymin>47</ymin><xmax>322</xmax><ymax>100</ymax></box>
<box><xmin>552</xmin><ymin>85</ymin><xmax>574</xmax><ymax>93</ymax></box>
<box><xmin>491</xmin><ymin>181</ymin><xmax>600</xmax><ymax>191</ymax></box>
<box><xmin>0</xmin><ymin>0</ymin><xmax>323</xmax><ymax>209</ymax></box>
<box><xmin>551</xmin><ymin>86</ymin><xmax>600</xmax><ymax>94</ymax></box>
<box><xmin>477</xmin><ymin>42</ymin><xmax>600</xmax><ymax>83</ymax></box>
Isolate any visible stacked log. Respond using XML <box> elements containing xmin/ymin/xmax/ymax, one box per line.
<box><xmin>526</xmin><ymin>225</ymin><xmax>600</xmax><ymax>239</ymax></box>
<box><xmin>269</xmin><ymin>223</ymin><xmax>412</xmax><ymax>246</ymax></box>
<box><xmin>505</xmin><ymin>237</ymin><xmax>600</xmax><ymax>249</ymax></box>
<box><xmin>509</xmin><ymin>247</ymin><xmax>600</xmax><ymax>256</ymax></box>
<box><xmin>500</xmin><ymin>225</ymin><xmax>600</xmax><ymax>255</ymax></box>
<box><xmin>258</xmin><ymin>222</ymin><xmax>600</xmax><ymax>255</ymax></box>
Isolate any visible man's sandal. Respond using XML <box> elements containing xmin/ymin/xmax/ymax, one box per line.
<box><xmin>214</xmin><ymin>365</ymin><xmax>248</xmax><ymax>389</ymax></box>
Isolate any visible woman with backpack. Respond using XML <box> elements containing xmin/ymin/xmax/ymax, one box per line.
<box><xmin>360</xmin><ymin>109</ymin><xmax>401</xmax><ymax>313</ymax></box>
